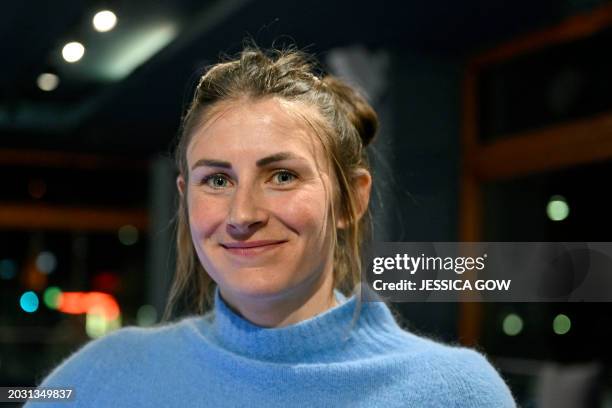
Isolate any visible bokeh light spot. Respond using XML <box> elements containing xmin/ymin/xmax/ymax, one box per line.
<box><xmin>20</xmin><ymin>291</ymin><xmax>39</xmax><ymax>313</ymax></box>
<box><xmin>43</xmin><ymin>286</ymin><xmax>62</xmax><ymax>309</ymax></box>
<box><xmin>137</xmin><ymin>305</ymin><xmax>157</xmax><ymax>326</ymax></box>
<box><xmin>553</xmin><ymin>314</ymin><xmax>571</xmax><ymax>335</ymax></box>
<box><xmin>0</xmin><ymin>259</ymin><xmax>17</xmax><ymax>280</ymax></box>
<box><xmin>86</xmin><ymin>308</ymin><xmax>122</xmax><ymax>338</ymax></box>
<box><xmin>36</xmin><ymin>73</ymin><xmax>59</xmax><ymax>91</ymax></box>
<box><xmin>502</xmin><ymin>313</ymin><xmax>523</xmax><ymax>336</ymax></box>
<box><xmin>36</xmin><ymin>251</ymin><xmax>57</xmax><ymax>274</ymax></box>
<box><xmin>93</xmin><ymin>10</ymin><xmax>117</xmax><ymax>32</ymax></box>
<box><xmin>547</xmin><ymin>195</ymin><xmax>569</xmax><ymax>221</ymax></box>
<box><xmin>62</xmin><ymin>42</ymin><xmax>85</xmax><ymax>63</ymax></box>
<box><xmin>118</xmin><ymin>225</ymin><xmax>139</xmax><ymax>246</ymax></box>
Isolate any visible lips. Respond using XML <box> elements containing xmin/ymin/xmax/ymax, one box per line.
<box><xmin>221</xmin><ymin>240</ymin><xmax>287</xmax><ymax>257</ymax></box>
<box><xmin>222</xmin><ymin>240</ymin><xmax>287</xmax><ymax>249</ymax></box>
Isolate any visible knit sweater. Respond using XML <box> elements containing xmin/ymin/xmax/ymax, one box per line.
<box><xmin>29</xmin><ymin>288</ymin><xmax>516</xmax><ymax>407</ymax></box>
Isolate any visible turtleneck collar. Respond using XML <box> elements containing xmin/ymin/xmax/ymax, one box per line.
<box><xmin>207</xmin><ymin>285</ymin><xmax>400</xmax><ymax>363</ymax></box>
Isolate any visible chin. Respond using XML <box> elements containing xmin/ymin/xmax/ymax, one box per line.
<box><xmin>219</xmin><ymin>271</ymin><xmax>302</xmax><ymax>301</ymax></box>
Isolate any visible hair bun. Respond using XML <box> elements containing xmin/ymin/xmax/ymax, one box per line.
<box><xmin>321</xmin><ymin>76</ymin><xmax>378</xmax><ymax>146</ymax></box>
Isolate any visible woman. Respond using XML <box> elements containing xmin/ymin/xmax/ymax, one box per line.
<box><xmin>31</xmin><ymin>47</ymin><xmax>516</xmax><ymax>407</ymax></box>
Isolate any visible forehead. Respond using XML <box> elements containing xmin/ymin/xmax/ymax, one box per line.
<box><xmin>186</xmin><ymin>97</ymin><xmax>328</xmax><ymax>167</ymax></box>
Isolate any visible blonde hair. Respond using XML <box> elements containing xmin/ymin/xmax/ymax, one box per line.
<box><xmin>165</xmin><ymin>46</ymin><xmax>378</xmax><ymax>319</ymax></box>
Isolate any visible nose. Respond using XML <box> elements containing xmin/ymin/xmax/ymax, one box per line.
<box><xmin>227</xmin><ymin>182</ymin><xmax>267</xmax><ymax>236</ymax></box>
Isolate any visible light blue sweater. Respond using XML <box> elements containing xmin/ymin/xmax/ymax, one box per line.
<box><xmin>29</xmin><ymin>288</ymin><xmax>516</xmax><ymax>407</ymax></box>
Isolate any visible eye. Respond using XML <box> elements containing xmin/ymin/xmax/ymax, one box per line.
<box><xmin>202</xmin><ymin>174</ymin><xmax>231</xmax><ymax>189</ymax></box>
<box><xmin>271</xmin><ymin>170</ymin><xmax>297</xmax><ymax>185</ymax></box>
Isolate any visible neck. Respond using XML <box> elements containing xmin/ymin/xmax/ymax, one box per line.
<box><xmin>218</xmin><ymin>268</ymin><xmax>338</xmax><ymax>328</ymax></box>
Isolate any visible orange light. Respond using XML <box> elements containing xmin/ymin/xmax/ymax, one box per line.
<box><xmin>57</xmin><ymin>291</ymin><xmax>120</xmax><ymax>320</ymax></box>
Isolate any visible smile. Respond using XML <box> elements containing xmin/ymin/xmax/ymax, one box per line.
<box><xmin>221</xmin><ymin>240</ymin><xmax>287</xmax><ymax>257</ymax></box>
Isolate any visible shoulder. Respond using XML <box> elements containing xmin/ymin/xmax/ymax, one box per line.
<box><xmin>355</xmin><ymin>307</ymin><xmax>517</xmax><ymax>407</ymax></box>
<box><xmin>62</xmin><ymin>320</ymin><xmax>184</xmax><ymax>358</ymax></box>
<box><xmin>37</xmin><ymin>325</ymin><xmax>157</xmax><ymax>383</ymax></box>
<box><xmin>32</xmin><ymin>319</ymin><xmax>198</xmax><ymax>406</ymax></box>
<box><xmin>408</xmin><ymin>337</ymin><xmax>517</xmax><ymax>407</ymax></box>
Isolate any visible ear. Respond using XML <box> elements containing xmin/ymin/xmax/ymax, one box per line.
<box><xmin>176</xmin><ymin>174</ymin><xmax>186</xmax><ymax>198</ymax></box>
<box><xmin>336</xmin><ymin>169</ymin><xmax>372</xmax><ymax>229</ymax></box>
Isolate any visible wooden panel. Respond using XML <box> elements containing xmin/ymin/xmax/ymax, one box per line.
<box><xmin>476</xmin><ymin>111</ymin><xmax>612</xmax><ymax>181</ymax></box>
<box><xmin>0</xmin><ymin>203</ymin><xmax>148</xmax><ymax>231</ymax></box>
<box><xmin>458</xmin><ymin>4</ymin><xmax>612</xmax><ymax>346</ymax></box>
<box><xmin>471</xmin><ymin>2</ymin><xmax>612</xmax><ymax>68</ymax></box>
<box><xmin>0</xmin><ymin>149</ymin><xmax>148</xmax><ymax>170</ymax></box>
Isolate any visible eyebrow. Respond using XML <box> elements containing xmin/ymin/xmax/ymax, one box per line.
<box><xmin>190</xmin><ymin>152</ymin><xmax>304</xmax><ymax>171</ymax></box>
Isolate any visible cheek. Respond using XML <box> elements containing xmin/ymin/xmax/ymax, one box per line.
<box><xmin>187</xmin><ymin>192</ymin><xmax>227</xmax><ymax>237</ymax></box>
<box><xmin>274</xmin><ymin>188</ymin><xmax>330</xmax><ymax>235</ymax></box>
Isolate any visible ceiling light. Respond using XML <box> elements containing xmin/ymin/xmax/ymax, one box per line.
<box><xmin>93</xmin><ymin>10</ymin><xmax>117</xmax><ymax>32</ymax></box>
<box><xmin>62</xmin><ymin>42</ymin><xmax>85</xmax><ymax>63</ymax></box>
<box><xmin>101</xmin><ymin>22</ymin><xmax>177</xmax><ymax>80</ymax></box>
<box><xmin>36</xmin><ymin>73</ymin><xmax>59</xmax><ymax>91</ymax></box>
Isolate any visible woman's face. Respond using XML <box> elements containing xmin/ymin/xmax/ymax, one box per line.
<box><xmin>181</xmin><ymin>97</ymin><xmax>338</xmax><ymax>306</ymax></box>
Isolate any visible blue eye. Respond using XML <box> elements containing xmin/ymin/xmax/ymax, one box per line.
<box><xmin>202</xmin><ymin>174</ymin><xmax>230</xmax><ymax>189</ymax></box>
<box><xmin>272</xmin><ymin>170</ymin><xmax>296</xmax><ymax>185</ymax></box>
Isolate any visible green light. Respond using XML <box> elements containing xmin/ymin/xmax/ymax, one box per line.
<box><xmin>86</xmin><ymin>311</ymin><xmax>107</xmax><ymax>338</ymax></box>
<box><xmin>553</xmin><ymin>314</ymin><xmax>571</xmax><ymax>335</ymax></box>
<box><xmin>137</xmin><ymin>305</ymin><xmax>157</xmax><ymax>326</ymax></box>
<box><xmin>547</xmin><ymin>195</ymin><xmax>569</xmax><ymax>221</ymax></box>
<box><xmin>86</xmin><ymin>308</ymin><xmax>122</xmax><ymax>339</ymax></box>
<box><xmin>118</xmin><ymin>225</ymin><xmax>139</xmax><ymax>246</ymax></box>
<box><xmin>43</xmin><ymin>286</ymin><xmax>62</xmax><ymax>309</ymax></box>
<box><xmin>502</xmin><ymin>313</ymin><xmax>523</xmax><ymax>336</ymax></box>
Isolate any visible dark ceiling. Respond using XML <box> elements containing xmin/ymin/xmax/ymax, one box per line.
<box><xmin>0</xmin><ymin>0</ymin><xmax>583</xmax><ymax>155</ymax></box>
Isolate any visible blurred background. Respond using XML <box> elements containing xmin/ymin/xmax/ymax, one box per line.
<box><xmin>2</xmin><ymin>0</ymin><xmax>612</xmax><ymax>406</ymax></box>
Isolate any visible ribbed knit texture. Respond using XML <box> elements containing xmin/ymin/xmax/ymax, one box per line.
<box><xmin>29</xmin><ymin>288</ymin><xmax>516</xmax><ymax>407</ymax></box>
